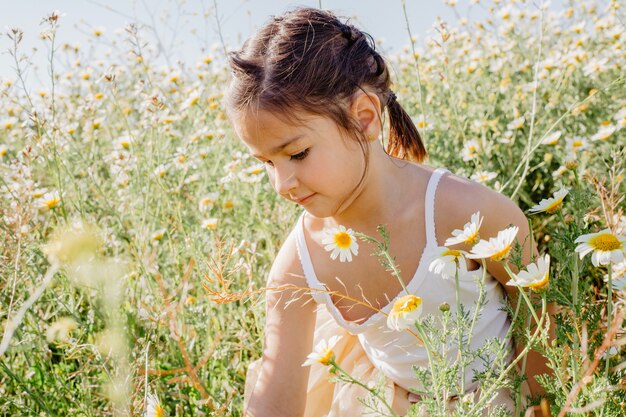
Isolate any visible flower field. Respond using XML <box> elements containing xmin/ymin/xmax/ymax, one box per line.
<box><xmin>0</xmin><ymin>0</ymin><xmax>624</xmax><ymax>416</ymax></box>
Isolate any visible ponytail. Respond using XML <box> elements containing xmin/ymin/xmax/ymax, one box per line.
<box><xmin>385</xmin><ymin>93</ymin><xmax>427</xmax><ymax>163</ymax></box>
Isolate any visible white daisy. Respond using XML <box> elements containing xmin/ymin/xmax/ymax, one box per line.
<box><xmin>467</xmin><ymin>226</ymin><xmax>519</xmax><ymax>262</ymax></box>
<box><xmin>387</xmin><ymin>294</ymin><xmax>423</xmax><ymax>332</ymax></box>
<box><xmin>428</xmin><ymin>247</ymin><xmax>466</xmax><ymax>280</ymax></box>
<box><xmin>146</xmin><ymin>393</ymin><xmax>166</xmax><ymax>417</ymax></box>
<box><xmin>528</xmin><ymin>188</ymin><xmax>569</xmax><ymax>214</ymax></box>
<box><xmin>462</xmin><ymin>139</ymin><xmax>481</xmax><ymax>161</ymax></box>
<box><xmin>302</xmin><ymin>335</ymin><xmax>342</xmax><ymax>367</ymax></box>
<box><xmin>201</xmin><ymin>218</ymin><xmax>219</xmax><ymax>230</ymax></box>
<box><xmin>470</xmin><ymin>170</ymin><xmax>497</xmax><ymax>183</ymax></box>
<box><xmin>445</xmin><ymin>211</ymin><xmax>483</xmax><ymax>246</ymax></box>
<box><xmin>574</xmin><ymin>229</ymin><xmax>626</xmax><ymax>266</ymax></box>
<box><xmin>591</xmin><ymin>124</ymin><xmax>616</xmax><ymax>141</ymax></box>
<box><xmin>506</xmin><ymin>116</ymin><xmax>525</xmax><ymax>130</ymax></box>
<box><xmin>322</xmin><ymin>225</ymin><xmax>359</xmax><ymax>262</ymax></box>
<box><xmin>507</xmin><ymin>254</ymin><xmax>550</xmax><ymax>292</ymax></box>
<box><xmin>38</xmin><ymin>191</ymin><xmax>61</xmax><ymax>211</ymax></box>
<box><xmin>565</xmin><ymin>136</ymin><xmax>588</xmax><ymax>155</ymax></box>
<box><xmin>151</xmin><ymin>228</ymin><xmax>166</xmax><ymax>242</ymax></box>
<box><xmin>541</xmin><ymin>130</ymin><xmax>562</xmax><ymax>145</ymax></box>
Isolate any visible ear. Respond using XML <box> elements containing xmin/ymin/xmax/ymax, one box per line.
<box><xmin>350</xmin><ymin>90</ymin><xmax>382</xmax><ymax>141</ymax></box>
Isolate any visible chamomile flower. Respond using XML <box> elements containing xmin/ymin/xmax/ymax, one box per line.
<box><xmin>470</xmin><ymin>170</ymin><xmax>497</xmax><ymax>183</ymax></box>
<box><xmin>591</xmin><ymin>124</ymin><xmax>616</xmax><ymax>141</ymax></box>
<box><xmin>445</xmin><ymin>211</ymin><xmax>483</xmax><ymax>246</ymax></box>
<box><xmin>198</xmin><ymin>192</ymin><xmax>219</xmax><ymax>212</ymax></box>
<box><xmin>387</xmin><ymin>294</ymin><xmax>423</xmax><ymax>331</ymax></box>
<box><xmin>574</xmin><ymin>229</ymin><xmax>626</xmax><ymax>266</ymax></box>
<box><xmin>467</xmin><ymin>226</ymin><xmax>519</xmax><ymax>262</ymax></box>
<box><xmin>462</xmin><ymin>139</ymin><xmax>481</xmax><ymax>161</ymax></box>
<box><xmin>565</xmin><ymin>136</ymin><xmax>588</xmax><ymax>155</ymax></box>
<box><xmin>151</xmin><ymin>228</ymin><xmax>166</xmax><ymax>242</ymax></box>
<box><xmin>606</xmin><ymin>261</ymin><xmax>626</xmax><ymax>291</ymax></box>
<box><xmin>38</xmin><ymin>191</ymin><xmax>61</xmax><ymax>211</ymax></box>
<box><xmin>201</xmin><ymin>218</ymin><xmax>219</xmax><ymax>230</ymax></box>
<box><xmin>528</xmin><ymin>188</ymin><xmax>569</xmax><ymax>214</ymax></box>
<box><xmin>428</xmin><ymin>247</ymin><xmax>465</xmax><ymax>279</ymax></box>
<box><xmin>506</xmin><ymin>116</ymin><xmax>525</xmax><ymax>130</ymax></box>
<box><xmin>507</xmin><ymin>254</ymin><xmax>550</xmax><ymax>292</ymax></box>
<box><xmin>541</xmin><ymin>130</ymin><xmax>562</xmax><ymax>145</ymax></box>
<box><xmin>322</xmin><ymin>225</ymin><xmax>359</xmax><ymax>262</ymax></box>
<box><xmin>301</xmin><ymin>335</ymin><xmax>342</xmax><ymax>367</ymax></box>
<box><xmin>146</xmin><ymin>393</ymin><xmax>166</xmax><ymax>417</ymax></box>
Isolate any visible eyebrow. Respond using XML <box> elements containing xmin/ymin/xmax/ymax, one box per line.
<box><xmin>253</xmin><ymin>135</ymin><xmax>304</xmax><ymax>158</ymax></box>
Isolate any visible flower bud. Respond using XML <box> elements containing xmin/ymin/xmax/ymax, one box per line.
<box><xmin>439</xmin><ymin>302</ymin><xmax>450</xmax><ymax>312</ymax></box>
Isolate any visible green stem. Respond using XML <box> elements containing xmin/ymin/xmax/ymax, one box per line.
<box><xmin>330</xmin><ymin>360</ymin><xmax>398</xmax><ymax>417</ymax></box>
<box><xmin>468</xmin><ymin>297</ymin><xmax>547</xmax><ymax>415</ymax></box>
<box><xmin>503</xmin><ymin>264</ymin><xmax>540</xmax><ymax>325</ymax></box>
<box><xmin>606</xmin><ymin>267</ymin><xmax>613</xmax><ymax>377</ymax></box>
<box><xmin>454</xmin><ymin>267</ymin><xmax>466</xmax><ymax>395</ymax></box>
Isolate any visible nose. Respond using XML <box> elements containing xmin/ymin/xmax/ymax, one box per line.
<box><xmin>271</xmin><ymin>165</ymin><xmax>298</xmax><ymax>196</ymax></box>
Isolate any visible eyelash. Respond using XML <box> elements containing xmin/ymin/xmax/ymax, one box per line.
<box><xmin>290</xmin><ymin>149</ymin><xmax>309</xmax><ymax>161</ymax></box>
<box><xmin>263</xmin><ymin>149</ymin><xmax>309</xmax><ymax>167</ymax></box>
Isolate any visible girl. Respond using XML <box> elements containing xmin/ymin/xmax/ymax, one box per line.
<box><xmin>226</xmin><ymin>7</ymin><xmax>549</xmax><ymax>417</ymax></box>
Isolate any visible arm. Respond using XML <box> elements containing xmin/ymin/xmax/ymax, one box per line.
<box><xmin>245</xmin><ymin>230</ymin><xmax>318</xmax><ymax>417</ymax></box>
<box><xmin>467</xmin><ymin>183</ymin><xmax>555</xmax><ymax>399</ymax></box>
<box><xmin>439</xmin><ymin>176</ymin><xmax>555</xmax><ymax>399</ymax></box>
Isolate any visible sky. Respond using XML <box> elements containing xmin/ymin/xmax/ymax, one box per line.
<box><xmin>0</xmin><ymin>0</ymin><xmax>564</xmax><ymax>89</ymax></box>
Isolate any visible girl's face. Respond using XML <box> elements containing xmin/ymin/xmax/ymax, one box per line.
<box><xmin>233</xmin><ymin>109</ymin><xmax>367</xmax><ymax>218</ymax></box>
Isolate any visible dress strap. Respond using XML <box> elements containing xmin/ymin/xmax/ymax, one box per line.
<box><xmin>294</xmin><ymin>214</ymin><xmax>327</xmax><ymax>305</ymax></box>
<box><xmin>424</xmin><ymin>168</ymin><xmax>449</xmax><ymax>247</ymax></box>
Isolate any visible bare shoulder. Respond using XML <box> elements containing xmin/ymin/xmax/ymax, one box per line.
<box><xmin>266</xmin><ymin>222</ymin><xmax>307</xmax><ymax>288</ymax></box>
<box><xmin>437</xmin><ymin>172</ymin><xmax>529</xmax><ymax>237</ymax></box>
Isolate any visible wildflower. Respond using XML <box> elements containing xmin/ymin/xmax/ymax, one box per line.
<box><xmin>151</xmin><ymin>229</ymin><xmax>166</xmax><ymax>242</ymax></box>
<box><xmin>302</xmin><ymin>335</ymin><xmax>343</xmax><ymax>367</ymax></box>
<box><xmin>575</xmin><ymin>229</ymin><xmax>626</xmax><ymax>266</ymax></box>
<box><xmin>565</xmin><ymin>136</ymin><xmax>588</xmax><ymax>155</ymax></box>
<box><xmin>528</xmin><ymin>188</ymin><xmax>569</xmax><ymax>214</ymax></box>
<box><xmin>541</xmin><ymin>130</ymin><xmax>562</xmax><ymax>145</ymax></box>
<box><xmin>591</xmin><ymin>124</ymin><xmax>616</xmax><ymax>141</ymax></box>
<box><xmin>0</xmin><ymin>145</ymin><xmax>7</xmax><ymax>157</ymax></box>
<box><xmin>414</xmin><ymin>114</ymin><xmax>432</xmax><ymax>131</ymax></box>
<box><xmin>46</xmin><ymin>317</ymin><xmax>78</xmax><ymax>343</ymax></box>
<box><xmin>507</xmin><ymin>254</ymin><xmax>550</xmax><ymax>292</ymax></box>
<box><xmin>146</xmin><ymin>393</ymin><xmax>166</xmax><ymax>417</ymax></box>
<box><xmin>38</xmin><ymin>191</ymin><xmax>61</xmax><ymax>211</ymax></box>
<box><xmin>467</xmin><ymin>226</ymin><xmax>519</xmax><ymax>262</ymax></box>
<box><xmin>387</xmin><ymin>294</ymin><xmax>423</xmax><ymax>331</ymax></box>
<box><xmin>322</xmin><ymin>225</ymin><xmax>359</xmax><ymax>262</ymax></box>
<box><xmin>202</xmin><ymin>218</ymin><xmax>219</xmax><ymax>230</ymax></box>
<box><xmin>198</xmin><ymin>192</ymin><xmax>219</xmax><ymax>212</ymax></box>
<box><xmin>445</xmin><ymin>211</ymin><xmax>483</xmax><ymax>246</ymax></box>
<box><xmin>506</xmin><ymin>116</ymin><xmax>525</xmax><ymax>130</ymax></box>
<box><xmin>428</xmin><ymin>247</ymin><xmax>465</xmax><ymax>279</ymax></box>
<box><xmin>582</xmin><ymin>57</ymin><xmax>609</xmax><ymax>77</ymax></box>
<box><xmin>462</xmin><ymin>139</ymin><xmax>481</xmax><ymax>161</ymax></box>
<box><xmin>470</xmin><ymin>170</ymin><xmax>497</xmax><ymax>183</ymax></box>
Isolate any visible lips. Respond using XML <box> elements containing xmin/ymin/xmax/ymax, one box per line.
<box><xmin>294</xmin><ymin>193</ymin><xmax>316</xmax><ymax>204</ymax></box>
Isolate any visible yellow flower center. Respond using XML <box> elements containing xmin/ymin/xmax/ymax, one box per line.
<box><xmin>318</xmin><ymin>348</ymin><xmax>334</xmax><ymax>366</ymax></box>
<box><xmin>464</xmin><ymin>231</ymin><xmax>479</xmax><ymax>245</ymax></box>
<box><xmin>391</xmin><ymin>294</ymin><xmax>422</xmax><ymax>314</ymax></box>
<box><xmin>334</xmin><ymin>232</ymin><xmax>352</xmax><ymax>249</ymax></box>
<box><xmin>490</xmin><ymin>245</ymin><xmax>513</xmax><ymax>262</ymax></box>
<box><xmin>589</xmin><ymin>233</ymin><xmax>622</xmax><ymax>251</ymax></box>
<box><xmin>442</xmin><ymin>249</ymin><xmax>462</xmax><ymax>258</ymax></box>
<box><xmin>572</xmin><ymin>140</ymin><xmax>583</xmax><ymax>148</ymax></box>
<box><xmin>545</xmin><ymin>199</ymin><xmax>564</xmax><ymax>214</ymax></box>
<box><xmin>529</xmin><ymin>272</ymin><xmax>550</xmax><ymax>291</ymax></box>
<box><xmin>46</xmin><ymin>198</ymin><xmax>60</xmax><ymax>209</ymax></box>
<box><xmin>155</xmin><ymin>404</ymin><xmax>164</xmax><ymax>417</ymax></box>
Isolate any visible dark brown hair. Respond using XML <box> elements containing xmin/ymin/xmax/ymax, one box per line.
<box><xmin>225</xmin><ymin>7</ymin><xmax>426</xmax><ymax>163</ymax></box>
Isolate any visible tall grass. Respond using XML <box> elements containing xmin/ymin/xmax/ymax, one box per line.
<box><xmin>0</xmin><ymin>0</ymin><xmax>624</xmax><ymax>416</ymax></box>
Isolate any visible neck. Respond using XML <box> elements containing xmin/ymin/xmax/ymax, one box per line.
<box><xmin>328</xmin><ymin>144</ymin><xmax>417</xmax><ymax>231</ymax></box>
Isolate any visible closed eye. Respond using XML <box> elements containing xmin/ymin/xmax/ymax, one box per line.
<box><xmin>290</xmin><ymin>148</ymin><xmax>309</xmax><ymax>161</ymax></box>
